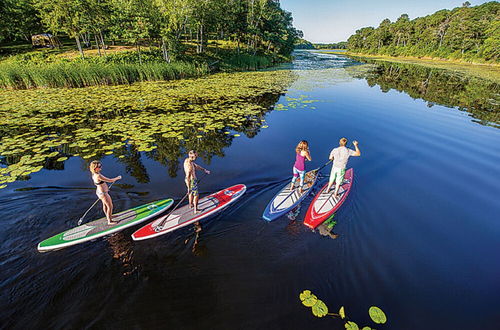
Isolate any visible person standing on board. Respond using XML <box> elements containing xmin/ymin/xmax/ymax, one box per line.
<box><xmin>290</xmin><ymin>140</ymin><xmax>312</xmax><ymax>194</ymax></box>
<box><xmin>184</xmin><ymin>150</ymin><xmax>210</xmax><ymax>214</ymax></box>
<box><xmin>325</xmin><ymin>138</ymin><xmax>360</xmax><ymax>199</ymax></box>
<box><xmin>89</xmin><ymin>161</ymin><xmax>122</xmax><ymax>225</ymax></box>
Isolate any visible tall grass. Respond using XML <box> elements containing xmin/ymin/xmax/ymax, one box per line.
<box><xmin>0</xmin><ymin>61</ymin><xmax>209</xmax><ymax>89</ymax></box>
<box><xmin>221</xmin><ymin>54</ymin><xmax>273</xmax><ymax>71</ymax></box>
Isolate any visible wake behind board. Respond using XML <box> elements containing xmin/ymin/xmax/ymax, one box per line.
<box><xmin>37</xmin><ymin>198</ymin><xmax>173</xmax><ymax>252</ymax></box>
<box><xmin>262</xmin><ymin>169</ymin><xmax>319</xmax><ymax>221</ymax></box>
<box><xmin>132</xmin><ymin>184</ymin><xmax>246</xmax><ymax>241</ymax></box>
<box><xmin>304</xmin><ymin>168</ymin><xmax>353</xmax><ymax>229</ymax></box>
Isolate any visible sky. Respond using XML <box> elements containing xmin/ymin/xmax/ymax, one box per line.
<box><xmin>280</xmin><ymin>0</ymin><xmax>492</xmax><ymax>43</ymax></box>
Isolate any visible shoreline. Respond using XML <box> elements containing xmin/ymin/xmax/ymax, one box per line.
<box><xmin>315</xmin><ymin>50</ymin><xmax>500</xmax><ymax>82</ymax></box>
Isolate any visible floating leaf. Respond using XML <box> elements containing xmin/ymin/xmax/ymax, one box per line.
<box><xmin>345</xmin><ymin>321</ymin><xmax>359</xmax><ymax>330</ymax></box>
<box><xmin>369</xmin><ymin>306</ymin><xmax>387</xmax><ymax>324</ymax></box>
<box><xmin>362</xmin><ymin>327</ymin><xmax>373</xmax><ymax>330</ymax></box>
<box><xmin>312</xmin><ymin>300</ymin><xmax>328</xmax><ymax>317</ymax></box>
<box><xmin>56</xmin><ymin>157</ymin><xmax>68</xmax><ymax>162</ymax></box>
<box><xmin>0</xmin><ymin>185</ymin><xmax>7</xmax><ymax>189</ymax></box>
<box><xmin>299</xmin><ymin>290</ymin><xmax>317</xmax><ymax>307</ymax></box>
<box><xmin>339</xmin><ymin>306</ymin><xmax>345</xmax><ymax>319</ymax></box>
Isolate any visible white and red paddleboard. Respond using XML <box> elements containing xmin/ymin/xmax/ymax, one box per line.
<box><xmin>304</xmin><ymin>168</ymin><xmax>353</xmax><ymax>229</ymax></box>
<box><xmin>132</xmin><ymin>184</ymin><xmax>246</xmax><ymax>241</ymax></box>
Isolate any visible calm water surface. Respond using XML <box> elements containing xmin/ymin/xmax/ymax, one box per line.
<box><xmin>1</xmin><ymin>51</ymin><xmax>500</xmax><ymax>329</ymax></box>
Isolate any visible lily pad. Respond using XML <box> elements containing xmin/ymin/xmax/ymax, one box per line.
<box><xmin>299</xmin><ymin>290</ymin><xmax>317</xmax><ymax>307</ymax></box>
<box><xmin>369</xmin><ymin>306</ymin><xmax>387</xmax><ymax>324</ymax></box>
<box><xmin>312</xmin><ymin>300</ymin><xmax>328</xmax><ymax>317</ymax></box>
<box><xmin>345</xmin><ymin>321</ymin><xmax>359</xmax><ymax>330</ymax></box>
<box><xmin>339</xmin><ymin>306</ymin><xmax>345</xmax><ymax>319</ymax></box>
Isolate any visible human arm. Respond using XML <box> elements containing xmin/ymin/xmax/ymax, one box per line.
<box><xmin>194</xmin><ymin>163</ymin><xmax>210</xmax><ymax>174</ymax></box>
<box><xmin>352</xmin><ymin>141</ymin><xmax>361</xmax><ymax>156</ymax></box>
<box><xmin>98</xmin><ymin>174</ymin><xmax>122</xmax><ymax>183</ymax></box>
<box><xmin>184</xmin><ymin>161</ymin><xmax>193</xmax><ymax>190</ymax></box>
<box><xmin>329</xmin><ymin>149</ymin><xmax>335</xmax><ymax>161</ymax></box>
<box><xmin>302</xmin><ymin>149</ymin><xmax>312</xmax><ymax>161</ymax></box>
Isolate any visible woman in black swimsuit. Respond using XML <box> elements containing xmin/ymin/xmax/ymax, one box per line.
<box><xmin>89</xmin><ymin>161</ymin><xmax>122</xmax><ymax>224</ymax></box>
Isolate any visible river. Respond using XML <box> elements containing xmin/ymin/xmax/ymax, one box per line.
<box><xmin>1</xmin><ymin>50</ymin><xmax>499</xmax><ymax>329</ymax></box>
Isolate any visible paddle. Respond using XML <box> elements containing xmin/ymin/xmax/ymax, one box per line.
<box><xmin>77</xmin><ymin>182</ymin><xmax>115</xmax><ymax>226</ymax></box>
<box><xmin>155</xmin><ymin>172</ymin><xmax>209</xmax><ymax>231</ymax></box>
<box><xmin>271</xmin><ymin>159</ymin><xmax>332</xmax><ymax>212</ymax></box>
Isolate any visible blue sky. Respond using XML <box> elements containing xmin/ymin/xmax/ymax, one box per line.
<box><xmin>280</xmin><ymin>0</ymin><xmax>492</xmax><ymax>43</ymax></box>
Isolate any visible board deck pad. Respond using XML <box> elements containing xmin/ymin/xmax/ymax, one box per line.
<box><xmin>304</xmin><ymin>168</ymin><xmax>353</xmax><ymax>229</ymax></box>
<box><xmin>37</xmin><ymin>198</ymin><xmax>173</xmax><ymax>252</ymax></box>
<box><xmin>132</xmin><ymin>184</ymin><xmax>246</xmax><ymax>241</ymax></box>
<box><xmin>262</xmin><ymin>169</ymin><xmax>318</xmax><ymax>221</ymax></box>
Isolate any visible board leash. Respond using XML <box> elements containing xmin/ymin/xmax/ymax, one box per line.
<box><xmin>77</xmin><ymin>182</ymin><xmax>115</xmax><ymax>226</ymax></box>
<box><xmin>156</xmin><ymin>172</ymin><xmax>209</xmax><ymax>231</ymax></box>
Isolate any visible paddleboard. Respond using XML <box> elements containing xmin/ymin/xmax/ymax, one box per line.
<box><xmin>37</xmin><ymin>198</ymin><xmax>173</xmax><ymax>252</ymax></box>
<box><xmin>304</xmin><ymin>168</ymin><xmax>353</xmax><ymax>229</ymax></box>
<box><xmin>132</xmin><ymin>184</ymin><xmax>246</xmax><ymax>241</ymax></box>
<box><xmin>262</xmin><ymin>169</ymin><xmax>319</xmax><ymax>221</ymax></box>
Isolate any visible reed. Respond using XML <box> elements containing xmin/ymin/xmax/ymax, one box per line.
<box><xmin>0</xmin><ymin>61</ymin><xmax>208</xmax><ymax>89</ymax></box>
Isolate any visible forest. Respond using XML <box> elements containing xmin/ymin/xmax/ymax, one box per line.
<box><xmin>0</xmin><ymin>0</ymin><xmax>301</xmax><ymax>59</ymax></box>
<box><xmin>346</xmin><ymin>2</ymin><xmax>499</xmax><ymax>63</ymax></box>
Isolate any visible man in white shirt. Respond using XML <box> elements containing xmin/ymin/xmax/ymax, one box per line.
<box><xmin>326</xmin><ymin>138</ymin><xmax>361</xmax><ymax>199</ymax></box>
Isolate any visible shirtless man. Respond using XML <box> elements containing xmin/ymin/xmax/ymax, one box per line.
<box><xmin>184</xmin><ymin>150</ymin><xmax>210</xmax><ymax>213</ymax></box>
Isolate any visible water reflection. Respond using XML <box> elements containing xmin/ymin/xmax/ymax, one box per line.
<box><xmin>106</xmin><ymin>232</ymin><xmax>138</xmax><ymax>276</ymax></box>
<box><xmin>0</xmin><ymin>71</ymin><xmax>295</xmax><ymax>187</ymax></box>
<box><xmin>354</xmin><ymin>60</ymin><xmax>500</xmax><ymax>128</ymax></box>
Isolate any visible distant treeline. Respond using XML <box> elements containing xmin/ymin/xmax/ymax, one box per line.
<box><xmin>295</xmin><ymin>39</ymin><xmax>347</xmax><ymax>49</ymax></box>
<box><xmin>347</xmin><ymin>1</ymin><xmax>499</xmax><ymax>62</ymax></box>
<box><xmin>314</xmin><ymin>42</ymin><xmax>347</xmax><ymax>49</ymax></box>
<box><xmin>0</xmin><ymin>0</ymin><xmax>301</xmax><ymax>59</ymax></box>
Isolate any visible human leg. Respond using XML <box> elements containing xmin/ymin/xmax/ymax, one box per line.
<box><xmin>326</xmin><ymin>166</ymin><xmax>337</xmax><ymax>193</ymax></box>
<box><xmin>290</xmin><ymin>167</ymin><xmax>299</xmax><ymax>190</ymax></box>
<box><xmin>298</xmin><ymin>169</ymin><xmax>305</xmax><ymax>194</ymax></box>
<box><xmin>102</xmin><ymin>193</ymin><xmax>115</xmax><ymax>224</ymax></box>
<box><xmin>332</xmin><ymin>169</ymin><xmax>346</xmax><ymax>199</ymax></box>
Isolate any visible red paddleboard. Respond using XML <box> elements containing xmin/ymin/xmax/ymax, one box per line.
<box><xmin>132</xmin><ymin>184</ymin><xmax>246</xmax><ymax>241</ymax></box>
<box><xmin>304</xmin><ymin>168</ymin><xmax>353</xmax><ymax>229</ymax></box>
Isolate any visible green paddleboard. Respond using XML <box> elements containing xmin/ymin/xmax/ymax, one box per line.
<box><xmin>37</xmin><ymin>198</ymin><xmax>173</xmax><ymax>252</ymax></box>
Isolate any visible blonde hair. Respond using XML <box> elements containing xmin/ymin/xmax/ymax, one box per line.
<box><xmin>295</xmin><ymin>140</ymin><xmax>309</xmax><ymax>154</ymax></box>
<box><xmin>339</xmin><ymin>138</ymin><xmax>347</xmax><ymax>146</ymax></box>
<box><xmin>89</xmin><ymin>160</ymin><xmax>102</xmax><ymax>174</ymax></box>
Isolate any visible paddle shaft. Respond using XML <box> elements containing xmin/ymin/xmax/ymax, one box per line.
<box><xmin>156</xmin><ymin>172</ymin><xmax>209</xmax><ymax>230</ymax></box>
<box><xmin>272</xmin><ymin>159</ymin><xmax>332</xmax><ymax>212</ymax></box>
<box><xmin>78</xmin><ymin>182</ymin><xmax>115</xmax><ymax>226</ymax></box>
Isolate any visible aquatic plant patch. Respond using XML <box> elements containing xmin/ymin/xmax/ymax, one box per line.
<box><xmin>0</xmin><ymin>70</ymin><xmax>297</xmax><ymax>188</ymax></box>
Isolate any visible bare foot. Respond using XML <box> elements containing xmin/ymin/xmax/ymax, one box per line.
<box><xmin>298</xmin><ymin>188</ymin><xmax>303</xmax><ymax>194</ymax></box>
<box><xmin>193</xmin><ymin>209</ymin><xmax>199</xmax><ymax>214</ymax></box>
<box><xmin>332</xmin><ymin>194</ymin><xmax>338</xmax><ymax>200</ymax></box>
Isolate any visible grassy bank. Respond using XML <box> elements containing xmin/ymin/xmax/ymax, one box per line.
<box><xmin>0</xmin><ymin>41</ymin><xmax>286</xmax><ymax>89</ymax></box>
<box><xmin>320</xmin><ymin>50</ymin><xmax>500</xmax><ymax>82</ymax></box>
